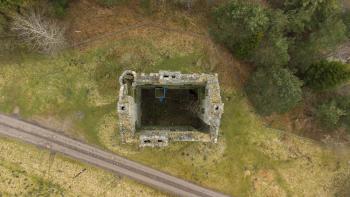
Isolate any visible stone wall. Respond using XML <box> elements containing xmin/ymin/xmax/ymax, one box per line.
<box><xmin>117</xmin><ymin>70</ymin><xmax>224</xmax><ymax>147</ymax></box>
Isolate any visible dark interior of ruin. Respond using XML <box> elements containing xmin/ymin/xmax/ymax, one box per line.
<box><xmin>139</xmin><ymin>86</ymin><xmax>210</xmax><ymax>132</ymax></box>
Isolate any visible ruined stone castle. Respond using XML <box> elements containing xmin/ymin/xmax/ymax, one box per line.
<box><xmin>117</xmin><ymin>70</ymin><xmax>224</xmax><ymax>147</ymax></box>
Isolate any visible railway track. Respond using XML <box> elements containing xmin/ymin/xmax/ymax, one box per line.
<box><xmin>0</xmin><ymin>114</ymin><xmax>230</xmax><ymax>197</ymax></box>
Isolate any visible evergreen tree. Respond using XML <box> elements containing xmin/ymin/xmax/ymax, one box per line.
<box><xmin>246</xmin><ymin>66</ymin><xmax>303</xmax><ymax>115</ymax></box>
<box><xmin>252</xmin><ymin>10</ymin><xmax>290</xmax><ymax>67</ymax></box>
<box><xmin>211</xmin><ymin>0</ymin><xmax>269</xmax><ymax>58</ymax></box>
<box><xmin>303</xmin><ymin>61</ymin><xmax>350</xmax><ymax>90</ymax></box>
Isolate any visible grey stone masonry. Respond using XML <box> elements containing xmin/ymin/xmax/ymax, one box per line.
<box><xmin>117</xmin><ymin>70</ymin><xmax>224</xmax><ymax>147</ymax></box>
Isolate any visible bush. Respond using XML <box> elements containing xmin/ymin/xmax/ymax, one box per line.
<box><xmin>315</xmin><ymin>101</ymin><xmax>346</xmax><ymax>129</ymax></box>
<box><xmin>303</xmin><ymin>61</ymin><xmax>350</xmax><ymax>91</ymax></box>
<box><xmin>245</xmin><ymin>66</ymin><xmax>303</xmax><ymax>115</ymax></box>
<box><xmin>50</xmin><ymin>0</ymin><xmax>69</xmax><ymax>17</ymax></box>
<box><xmin>211</xmin><ymin>0</ymin><xmax>269</xmax><ymax>59</ymax></box>
<box><xmin>334</xmin><ymin>96</ymin><xmax>350</xmax><ymax>130</ymax></box>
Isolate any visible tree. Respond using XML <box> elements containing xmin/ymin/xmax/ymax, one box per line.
<box><xmin>303</xmin><ymin>61</ymin><xmax>350</xmax><ymax>90</ymax></box>
<box><xmin>315</xmin><ymin>101</ymin><xmax>346</xmax><ymax>129</ymax></box>
<box><xmin>283</xmin><ymin>0</ymin><xmax>341</xmax><ymax>34</ymax></box>
<box><xmin>251</xmin><ymin>10</ymin><xmax>290</xmax><ymax>67</ymax></box>
<box><xmin>245</xmin><ymin>66</ymin><xmax>303</xmax><ymax>115</ymax></box>
<box><xmin>11</xmin><ymin>9</ymin><xmax>66</xmax><ymax>54</ymax></box>
<box><xmin>281</xmin><ymin>0</ymin><xmax>347</xmax><ymax>70</ymax></box>
<box><xmin>211</xmin><ymin>0</ymin><xmax>269</xmax><ymax>58</ymax></box>
<box><xmin>289</xmin><ymin>18</ymin><xmax>347</xmax><ymax>72</ymax></box>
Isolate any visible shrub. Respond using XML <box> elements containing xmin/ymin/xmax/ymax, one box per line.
<box><xmin>303</xmin><ymin>61</ymin><xmax>350</xmax><ymax>91</ymax></box>
<box><xmin>245</xmin><ymin>66</ymin><xmax>303</xmax><ymax>115</ymax></box>
<box><xmin>50</xmin><ymin>0</ymin><xmax>69</xmax><ymax>17</ymax></box>
<box><xmin>211</xmin><ymin>0</ymin><xmax>269</xmax><ymax>59</ymax></box>
<box><xmin>334</xmin><ymin>96</ymin><xmax>350</xmax><ymax>131</ymax></box>
<box><xmin>315</xmin><ymin>101</ymin><xmax>346</xmax><ymax>129</ymax></box>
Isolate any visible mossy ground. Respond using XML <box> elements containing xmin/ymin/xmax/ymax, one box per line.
<box><xmin>0</xmin><ymin>2</ymin><xmax>350</xmax><ymax>196</ymax></box>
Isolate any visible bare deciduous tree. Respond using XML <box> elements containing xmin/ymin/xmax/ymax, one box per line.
<box><xmin>11</xmin><ymin>9</ymin><xmax>66</xmax><ymax>54</ymax></box>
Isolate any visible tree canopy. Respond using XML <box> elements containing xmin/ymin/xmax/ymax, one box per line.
<box><xmin>245</xmin><ymin>66</ymin><xmax>303</xmax><ymax>115</ymax></box>
<box><xmin>211</xmin><ymin>1</ymin><xmax>269</xmax><ymax>58</ymax></box>
<box><xmin>303</xmin><ymin>61</ymin><xmax>350</xmax><ymax>90</ymax></box>
<box><xmin>211</xmin><ymin>0</ymin><xmax>347</xmax><ymax>71</ymax></box>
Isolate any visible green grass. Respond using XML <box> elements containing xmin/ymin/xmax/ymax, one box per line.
<box><xmin>0</xmin><ymin>136</ymin><xmax>165</xmax><ymax>197</ymax></box>
<box><xmin>1</xmin><ymin>33</ymin><xmax>350</xmax><ymax>196</ymax></box>
<box><xmin>0</xmin><ymin>37</ymin><xmax>206</xmax><ymax>144</ymax></box>
<box><xmin>0</xmin><ymin>156</ymin><xmax>66</xmax><ymax>196</ymax></box>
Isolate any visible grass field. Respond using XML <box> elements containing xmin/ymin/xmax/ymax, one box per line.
<box><xmin>1</xmin><ymin>2</ymin><xmax>350</xmax><ymax>196</ymax></box>
<box><xmin>0</xmin><ymin>136</ymin><xmax>165</xmax><ymax>196</ymax></box>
